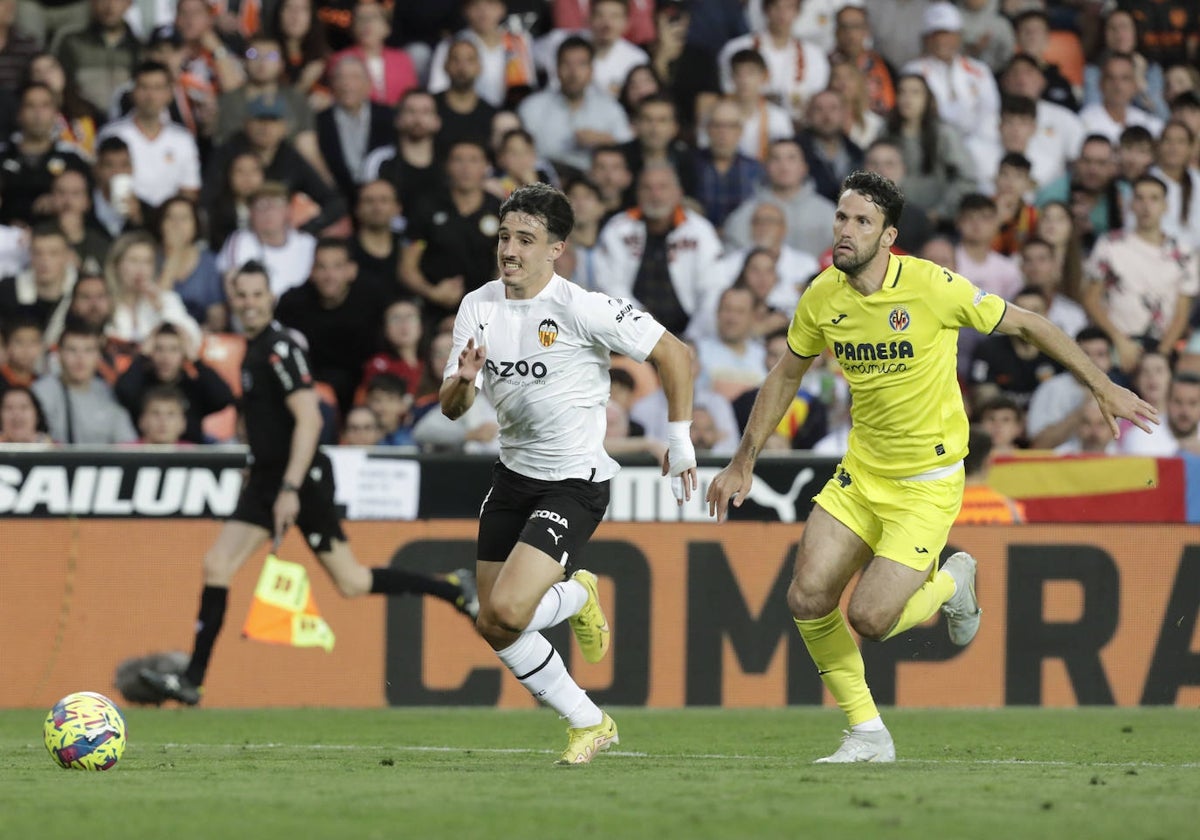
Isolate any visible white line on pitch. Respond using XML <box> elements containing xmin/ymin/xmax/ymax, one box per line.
<box><xmin>155</xmin><ymin>743</ymin><xmax>1200</xmax><ymax>768</ymax></box>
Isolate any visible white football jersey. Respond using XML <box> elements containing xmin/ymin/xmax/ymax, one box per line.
<box><xmin>446</xmin><ymin>274</ymin><xmax>666</xmax><ymax>482</ymax></box>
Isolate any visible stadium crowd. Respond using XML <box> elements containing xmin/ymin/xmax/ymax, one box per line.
<box><xmin>0</xmin><ymin>0</ymin><xmax>1198</xmax><ymax>478</ymax></box>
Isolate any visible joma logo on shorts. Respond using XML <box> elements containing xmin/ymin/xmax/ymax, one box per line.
<box><xmin>530</xmin><ymin>509</ymin><xmax>569</xmax><ymax>528</ymax></box>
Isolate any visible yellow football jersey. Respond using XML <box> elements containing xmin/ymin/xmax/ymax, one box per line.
<box><xmin>787</xmin><ymin>254</ymin><xmax>1007</xmax><ymax>478</ymax></box>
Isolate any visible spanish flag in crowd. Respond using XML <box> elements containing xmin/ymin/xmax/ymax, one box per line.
<box><xmin>242</xmin><ymin>554</ymin><xmax>336</xmax><ymax>652</ymax></box>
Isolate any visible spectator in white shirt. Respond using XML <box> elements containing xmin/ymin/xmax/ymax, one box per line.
<box><xmin>517</xmin><ymin>35</ymin><xmax>633</xmax><ymax>173</ymax></box>
<box><xmin>587</xmin><ymin>0</ymin><xmax>649</xmax><ymax>97</ymax></box>
<box><xmin>694</xmin><ymin>285</ymin><xmax>767</xmax><ymax>402</ymax></box>
<box><xmin>718</xmin><ymin>0</ymin><xmax>829</xmax><ymax>120</ymax></box>
<box><xmin>106</xmin><ymin>231</ymin><xmax>202</xmax><ymax>351</ymax></box>
<box><xmin>1083</xmin><ymin>174</ymin><xmax>1199</xmax><ymax>373</ymax></box>
<box><xmin>95</xmin><ymin>61</ymin><xmax>202</xmax><ymax>209</ymax></box>
<box><xmin>999</xmin><ymin>54</ymin><xmax>1085</xmax><ymax>189</ymax></box>
<box><xmin>723</xmin><ymin>48</ymin><xmax>794</xmax><ymax>161</ymax></box>
<box><xmin>1055</xmin><ymin>398</ymin><xmax>1117</xmax><ymax>455</ymax></box>
<box><xmin>427</xmin><ymin>0</ymin><xmax>537</xmax><ymax>108</ymax></box>
<box><xmin>216</xmin><ymin>181</ymin><xmax>317</xmax><ymax>298</ymax></box>
<box><xmin>902</xmin><ymin>2</ymin><xmax>1000</xmax><ymax>177</ymax></box>
<box><xmin>954</xmin><ymin>193</ymin><xmax>1022</xmax><ymax>300</ymax></box>
<box><xmin>1079</xmin><ymin>53</ymin><xmax>1164</xmax><ymax>144</ymax></box>
<box><xmin>1118</xmin><ymin>372</ymin><xmax>1200</xmax><ymax>456</ymax></box>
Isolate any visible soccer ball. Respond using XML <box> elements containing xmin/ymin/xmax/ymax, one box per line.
<box><xmin>43</xmin><ymin>691</ymin><xmax>127</xmax><ymax>770</ymax></box>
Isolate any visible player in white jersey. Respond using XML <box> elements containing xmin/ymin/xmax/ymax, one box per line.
<box><xmin>441</xmin><ymin>183</ymin><xmax>698</xmax><ymax>765</ymax></box>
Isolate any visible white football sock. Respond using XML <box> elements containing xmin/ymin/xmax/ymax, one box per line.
<box><xmin>524</xmin><ymin>580</ymin><xmax>588</xmax><ymax>632</ymax></box>
<box><xmin>851</xmin><ymin>715</ymin><xmax>887</xmax><ymax>733</ymax></box>
<box><xmin>495</xmin><ymin>632</ymin><xmax>603</xmax><ymax>728</ymax></box>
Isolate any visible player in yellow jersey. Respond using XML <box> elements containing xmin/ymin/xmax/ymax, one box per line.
<box><xmin>705</xmin><ymin>171</ymin><xmax>1158</xmax><ymax>763</ymax></box>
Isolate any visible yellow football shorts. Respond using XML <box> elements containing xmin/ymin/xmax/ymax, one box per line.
<box><xmin>812</xmin><ymin>452</ymin><xmax>964</xmax><ymax>572</ymax></box>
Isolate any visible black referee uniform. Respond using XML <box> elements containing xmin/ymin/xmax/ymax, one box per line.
<box><xmin>231</xmin><ymin>321</ymin><xmax>344</xmax><ymax>551</ymax></box>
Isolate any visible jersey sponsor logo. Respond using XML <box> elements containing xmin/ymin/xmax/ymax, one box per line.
<box><xmin>537</xmin><ymin>318</ymin><xmax>559</xmax><ymax>348</ymax></box>
<box><xmin>973</xmin><ymin>288</ymin><xmax>986</xmax><ymax>306</ymax></box>
<box><xmin>607</xmin><ymin>298</ymin><xmax>638</xmax><ymax>324</ymax></box>
<box><xmin>485</xmin><ymin>358</ymin><xmax>549</xmax><ymax>379</ymax></box>
<box><xmin>888</xmin><ymin>307</ymin><xmax>910</xmax><ymax>331</ymax></box>
<box><xmin>832</xmin><ymin>340</ymin><xmax>913</xmax><ymax>363</ymax></box>
<box><xmin>530</xmin><ymin>508</ymin><xmax>569</xmax><ymax>528</ymax></box>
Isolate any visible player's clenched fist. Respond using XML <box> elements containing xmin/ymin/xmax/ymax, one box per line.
<box><xmin>457</xmin><ymin>337</ymin><xmax>488</xmax><ymax>381</ymax></box>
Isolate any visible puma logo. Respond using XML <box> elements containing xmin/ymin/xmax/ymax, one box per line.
<box><xmin>547</xmin><ymin>528</ymin><xmax>563</xmax><ymax>545</ymax></box>
<box><xmin>744</xmin><ymin>468</ymin><xmax>815</xmax><ymax>524</ymax></box>
<box><xmin>831</xmin><ymin>313</ymin><xmax>847</xmax><ymax>324</ymax></box>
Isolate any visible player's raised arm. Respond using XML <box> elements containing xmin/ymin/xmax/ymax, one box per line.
<box><xmin>706</xmin><ymin>347</ymin><xmax>815</xmax><ymax>522</ymax></box>
<box><xmin>993</xmin><ymin>303</ymin><xmax>1159</xmax><ymax>438</ymax></box>
<box><xmin>647</xmin><ymin>331</ymin><xmax>697</xmax><ymax>504</ymax></box>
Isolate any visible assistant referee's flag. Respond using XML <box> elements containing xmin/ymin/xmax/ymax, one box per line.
<box><xmin>242</xmin><ymin>554</ymin><xmax>336</xmax><ymax>652</ymax></box>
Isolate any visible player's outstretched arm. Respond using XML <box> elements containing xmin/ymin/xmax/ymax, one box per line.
<box><xmin>440</xmin><ymin>338</ymin><xmax>485</xmax><ymax>420</ymax></box>
<box><xmin>706</xmin><ymin>348</ymin><xmax>813</xmax><ymax>522</ymax></box>
<box><xmin>647</xmin><ymin>331</ymin><xmax>697</xmax><ymax>504</ymax></box>
<box><xmin>994</xmin><ymin>304</ymin><xmax>1159</xmax><ymax>438</ymax></box>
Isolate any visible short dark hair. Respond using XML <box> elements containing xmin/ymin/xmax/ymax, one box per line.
<box><xmin>1082</xmin><ymin>133</ymin><xmax>1114</xmax><ymax>150</ymax></box>
<box><xmin>314</xmin><ymin>236</ymin><xmax>354</xmax><ymax>257</ymax></box>
<box><xmin>1133</xmin><ymin>173</ymin><xmax>1168</xmax><ymax>194</ymax></box>
<box><xmin>3</xmin><ymin>314</ymin><xmax>42</xmax><ymax>343</ymax></box>
<box><xmin>366</xmin><ymin>372</ymin><xmax>408</xmax><ymax>397</ymax></box>
<box><xmin>730</xmin><ymin>48</ymin><xmax>767</xmax><ymax>73</ymax></box>
<box><xmin>30</xmin><ymin>223</ymin><xmax>69</xmax><ymax>243</ymax></box>
<box><xmin>1169</xmin><ymin>372</ymin><xmax>1200</xmax><ymax>401</ymax></box>
<box><xmin>133</xmin><ymin>60</ymin><xmax>171</xmax><ymax>82</ymax></box>
<box><xmin>499</xmin><ymin>183</ymin><xmax>575</xmax><ymax>243</ymax></box>
<box><xmin>1075</xmin><ymin>325</ymin><xmax>1111</xmax><ymax>345</ymax></box>
<box><xmin>1021</xmin><ymin>235</ymin><xmax>1053</xmax><ymax>253</ymax></box>
<box><xmin>977</xmin><ymin>395</ymin><xmax>1021</xmax><ymax>420</ymax></box>
<box><xmin>838</xmin><ymin>170</ymin><xmax>905</xmax><ymax>229</ymax></box>
<box><xmin>1003</xmin><ymin>53</ymin><xmax>1043</xmax><ymax>77</ymax></box>
<box><xmin>958</xmin><ymin>193</ymin><xmax>997</xmax><ymax>215</ymax></box>
<box><xmin>1015</xmin><ymin>284</ymin><xmax>1047</xmax><ymax>303</ymax></box>
<box><xmin>60</xmin><ymin>316</ymin><xmax>102</xmax><ymax>344</ymax></box>
<box><xmin>498</xmin><ymin>127</ymin><xmax>535</xmax><ymax>150</ymax></box>
<box><xmin>150</xmin><ymin>322</ymin><xmax>182</xmax><ymax>340</ymax></box>
<box><xmin>1000</xmin><ymin>94</ymin><xmax>1037</xmax><ymax>119</ymax></box>
<box><xmin>964</xmin><ymin>427</ymin><xmax>993</xmax><ymax>476</ymax></box>
<box><xmin>999</xmin><ymin>152</ymin><xmax>1033</xmax><ymax>174</ymax></box>
<box><xmin>635</xmin><ymin>93</ymin><xmax>676</xmax><ymax>119</ymax></box>
<box><xmin>141</xmin><ymin>384</ymin><xmax>188</xmax><ymax>415</ymax></box>
<box><xmin>232</xmin><ymin>259</ymin><xmax>271</xmax><ymax>289</ymax></box>
<box><xmin>609</xmin><ymin>368</ymin><xmax>635</xmax><ymax>390</ymax></box>
<box><xmin>557</xmin><ymin>34</ymin><xmax>595</xmax><ymax>63</ymax></box>
<box><xmin>564</xmin><ymin>176</ymin><xmax>602</xmax><ymax>202</ymax></box>
<box><xmin>1012</xmin><ymin>8</ymin><xmax>1049</xmax><ymax>29</ymax></box>
<box><xmin>1118</xmin><ymin>124</ymin><xmax>1155</xmax><ymax>147</ymax></box>
<box><xmin>1171</xmin><ymin>90</ymin><xmax>1200</xmax><ymax>112</ymax></box>
<box><xmin>96</xmin><ymin>136</ymin><xmax>131</xmax><ymax>158</ymax></box>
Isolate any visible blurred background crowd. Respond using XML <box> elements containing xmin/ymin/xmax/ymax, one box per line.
<box><xmin>0</xmin><ymin>0</ymin><xmax>1198</xmax><ymax>476</ymax></box>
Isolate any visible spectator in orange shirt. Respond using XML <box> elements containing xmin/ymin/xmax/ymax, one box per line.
<box><xmin>956</xmin><ymin>427</ymin><xmax>1026</xmax><ymax>524</ymax></box>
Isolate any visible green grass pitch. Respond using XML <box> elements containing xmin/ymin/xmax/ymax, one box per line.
<box><xmin>3</xmin><ymin>707</ymin><xmax>1196</xmax><ymax>839</ymax></box>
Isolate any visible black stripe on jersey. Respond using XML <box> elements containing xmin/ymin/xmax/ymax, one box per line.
<box><xmin>987</xmin><ymin>299</ymin><xmax>1009</xmax><ymax>335</ymax></box>
<box><xmin>788</xmin><ymin>344</ymin><xmax>819</xmax><ymax>359</ymax></box>
<box><xmin>890</xmin><ymin>261</ymin><xmax>904</xmax><ymax>288</ymax></box>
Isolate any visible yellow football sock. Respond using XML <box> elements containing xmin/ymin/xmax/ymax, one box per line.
<box><xmin>881</xmin><ymin>569</ymin><xmax>956</xmax><ymax>641</ymax></box>
<box><xmin>795</xmin><ymin>608</ymin><xmax>877</xmax><ymax>726</ymax></box>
